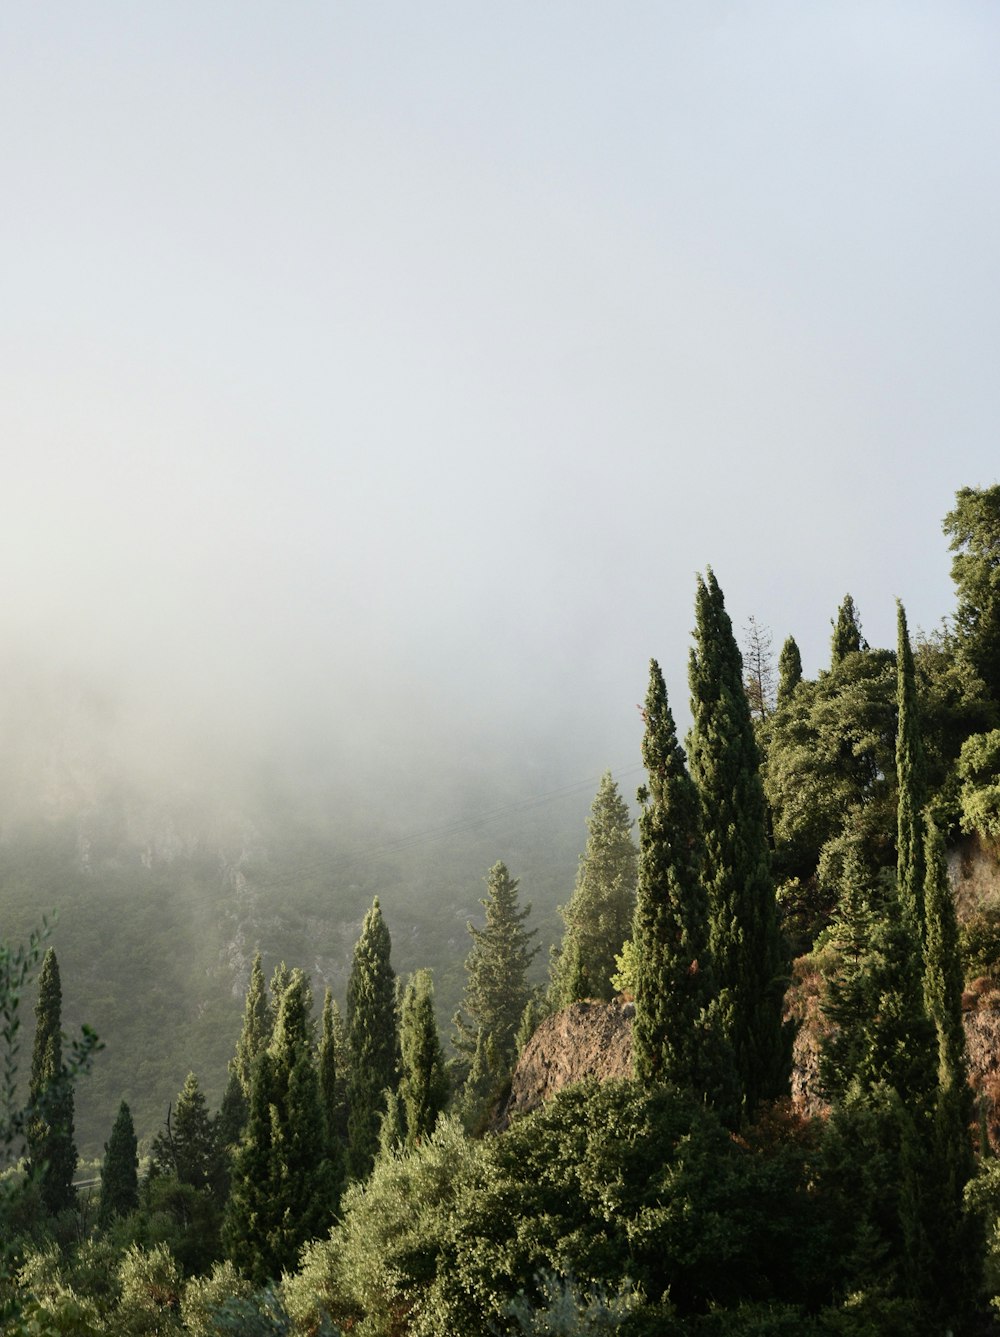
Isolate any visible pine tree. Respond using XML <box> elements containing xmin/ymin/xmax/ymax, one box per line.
<box><xmin>398</xmin><ymin>970</ymin><xmax>448</xmax><ymax>1151</ymax></box>
<box><xmin>896</xmin><ymin>601</ymin><xmax>927</xmax><ymax>939</ymax></box>
<box><xmin>776</xmin><ymin>635</ymin><xmax>803</xmax><ymax>706</ymax></box>
<box><xmin>454</xmin><ymin>862</ymin><xmax>538</xmax><ymax>1074</ymax></box>
<box><xmin>831</xmin><ymin>593</ymin><xmax>865</xmax><ymax>666</ymax></box>
<box><xmin>549</xmin><ymin>772</ymin><xmax>637</xmax><ymax>1005</ymax></box>
<box><xmin>26</xmin><ymin>948</ymin><xmax>77</xmax><ymax>1214</ymax></box>
<box><xmin>345</xmin><ymin>898</ymin><xmax>398</xmax><ymax>1181</ymax></box>
<box><xmin>688</xmin><ymin>569</ymin><xmax>788</xmax><ymax>1113</ymax></box>
<box><xmin>631</xmin><ymin>659</ymin><xmax>713</xmax><ymax>1092</ymax></box>
<box><xmin>150</xmin><ymin>1072</ymin><xmax>218</xmax><ymax>1193</ymax></box>
<box><xmin>232</xmin><ymin>952</ymin><xmax>270</xmax><ymax>1101</ymax></box>
<box><xmin>97</xmin><ymin>1100</ymin><xmax>138</xmax><ymax>1228</ymax></box>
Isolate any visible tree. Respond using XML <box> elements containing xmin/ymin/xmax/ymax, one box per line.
<box><xmin>398</xmin><ymin>970</ymin><xmax>448</xmax><ymax>1150</ymax></box>
<box><xmin>26</xmin><ymin>948</ymin><xmax>76</xmax><ymax>1215</ymax></box>
<box><xmin>631</xmin><ymin>659</ymin><xmax>715</xmax><ymax>1095</ymax></box>
<box><xmin>150</xmin><ymin>1072</ymin><xmax>219</xmax><ymax>1193</ymax></box>
<box><xmin>944</xmin><ymin>484</ymin><xmax>1000</xmax><ymax>703</ymax></box>
<box><xmin>345</xmin><ymin>898</ymin><xmax>397</xmax><ymax>1180</ymax></box>
<box><xmin>549</xmin><ymin>772</ymin><xmax>637</xmax><ymax>1005</ymax></box>
<box><xmin>688</xmin><ymin>569</ymin><xmax>788</xmax><ymax>1113</ymax></box>
<box><xmin>98</xmin><ymin>1100</ymin><xmax>138</xmax><ymax>1228</ymax></box>
<box><xmin>232</xmin><ymin>952</ymin><xmax>270</xmax><ymax>1102</ymax></box>
<box><xmin>453</xmin><ymin>862</ymin><xmax>538</xmax><ymax>1075</ymax></box>
<box><xmin>743</xmin><ymin>616</ymin><xmax>775</xmax><ymax>723</ymax></box>
<box><xmin>896</xmin><ymin>602</ymin><xmax>927</xmax><ymax>939</ymax></box>
<box><xmin>225</xmin><ymin>969</ymin><xmax>336</xmax><ymax>1281</ymax></box>
<box><xmin>777</xmin><ymin>636</ymin><xmax>803</xmax><ymax>706</ymax></box>
<box><xmin>831</xmin><ymin>593</ymin><xmax>866</xmax><ymax>666</ymax></box>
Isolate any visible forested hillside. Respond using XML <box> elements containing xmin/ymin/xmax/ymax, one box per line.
<box><xmin>3</xmin><ymin>485</ymin><xmax>1000</xmax><ymax>1335</ymax></box>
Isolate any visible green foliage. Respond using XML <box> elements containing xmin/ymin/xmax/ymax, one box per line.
<box><xmin>150</xmin><ymin>1072</ymin><xmax>222</xmax><ymax>1195</ymax></box>
<box><xmin>895</xmin><ymin>603</ymin><xmax>927</xmax><ymax>937</ymax></box>
<box><xmin>830</xmin><ymin>594</ymin><xmax>866</xmax><ymax>666</ymax></box>
<box><xmin>398</xmin><ymin>970</ymin><xmax>448</xmax><ymax>1151</ymax></box>
<box><xmin>97</xmin><ymin>1101</ymin><xmax>139</xmax><ymax>1230</ymax></box>
<box><xmin>115</xmin><ymin>1243</ymin><xmax>184</xmax><ymax>1335</ymax></box>
<box><xmin>549</xmin><ymin>773</ymin><xmax>637</xmax><ymax>1005</ymax></box>
<box><xmin>453</xmin><ymin>862</ymin><xmax>538</xmax><ymax>1074</ymax></box>
<box><xmin>345</xmin><ymin>899</ymin><xmax>397</xmax><ymax>1182</ymax></box>
<box><xmin>958</xmin><ymin>728</ymin><xmax>1000</xmax><ymax>841</ymax></box>
<box><xmin>232</xmin><ymin>954</ymin><xmax>270</xmax><ymax>1104</ymax></box>
<box><xmin>776</xmin><ymin>636</ymin><xmax>803</xmax><ymax>707</ymax></box>
<box><xmin>631</xmin><ymin>660</ymin><xmax>721</xmax><ymax>1102</ymax></box>
<box><xmin>180</xmin><ymin>1260</ymin><xmax>255</xmax><ymax>1336</ymax></box>
<box><xmin>26</xmin><ymin>949</ymin><xmax>77</xmax><ymax>1217</ymax></box>
<box><xmin>505</xmin><ymin>1271</ymin><xmax>645</xmax><ymax>1336</ymax></box>
<box><xmin>944</xmin><ymin>483</ymin><xmax>1000</xmax><ymax>702</ymax></box>
<box><xmin>688</xmin><ymin>569</ymin><xmax>788</xmax><ymax>1113</ymax></box>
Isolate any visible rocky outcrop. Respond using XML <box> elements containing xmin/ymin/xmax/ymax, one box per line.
<box><xmin>498</xmin><ymin>998</ymin><xmax>634</xmax><ymax>1127</ymax></box>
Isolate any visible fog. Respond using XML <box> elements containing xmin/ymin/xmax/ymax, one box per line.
<box><xmin>2</xmin><ymin>3</ymin><xmax>999</xmax><ymax>840</ymax></box>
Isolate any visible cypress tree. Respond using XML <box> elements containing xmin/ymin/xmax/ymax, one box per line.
<box><xmin>776</xmin><ymin>635</ymin><xmax>803</xmax><ymax>706</ymax></box>
<box><xmin>27</xmin><ymin>948</ymin><xmax>77</xmax><ymax>1214</ymax></box>
<box><xmin>896</xmin><ymin>601</ymin><xmax>927</xmax><ymax>939</ymax></box>
<box><xmin>156</xmin><ymin>1072</ymin><xmax>217</xmax><ymax>1192</ymax></box>
<box><xmin>923</xmin><ymin>817</ymin><xmax>967</xmax><ymax>1097</ymax></box>
<box><xmin>631</xmin><ymin>659</ymin><xmax>714</xmax><ymax>1092</ymax></box>
<box><xmin>831</xmin><ymin>593</ymin><xmax>865</xmax><ymax>666</ymax></box>
<box><xmin>232</xmin><ymin>952</ymin><xmax>270</xmax><ymax>1101</ymax></box>
<box><xmin>398</xmin><ymin>969</ymin><xmax>448</xmax><ymax>1150</ymax></box>
<box><xmin>225</xmin><ymin>970</ymin><xmax>336</xmax><ymax>1281</ymax></box>
<box><xmin>453</xmin><ymin>862</ymin><xmax>538</xmax><ymax>1074</ymax></box>
<box><xmin>97</xmin><ymin>1100</ymin><xmax>138</xmax><ymax>1228</ymax></box>
<box><xmin>345</xmin><ymin>898</ymin><xmax>397</xmax><ymax>1180</ymax></box>
<box><xmin>549</xmin><ymin>772</ymin><xmax>637</xmax><ymax>1004</ymax></box>
<box><xmin>688</xmin><ymin>569</ymin><xmax>788</xmax><ymax>1113</ymax></box>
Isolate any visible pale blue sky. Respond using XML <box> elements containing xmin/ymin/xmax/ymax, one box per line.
<box><xmin>1</xmin><ymin>3</ymin><xmax>998</xmax><ymax>794</ymax></box>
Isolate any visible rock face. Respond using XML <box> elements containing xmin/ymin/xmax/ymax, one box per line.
<box><xmin>499</xmin><ymin>998</ymin><xmax>634</xmax><ymax>1127</ymax></box>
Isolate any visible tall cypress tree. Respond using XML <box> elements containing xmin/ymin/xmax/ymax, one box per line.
<box><xmin>631</xmin><ymin>659</ymin><xmax>713</xmax><ymax>1091</ymax></box>
<box><xmin>345</xmin><ymin>898</ymin><xmax>397</xmax><ymax>1180</ymax></box>
<box><xmin>27</xmin><ymin>948</ymin><xmax>77</xmax><ymax>1214</ymax></box>
<box><xmin>225</xmin><ymin>970</ymin><xmax>336</xmax><ymax>1281</ymax></box>
<box><xmin>550</xmin><ymin>772</ymin><xmax>638</xmax><ymax>1005</ymax></box>
<box><xmin>97</xmin><ymin>1100</ymin><xmax>138</xmax><ymax>1228</ymax></box>
<box><xmin>831</xmin><ymin>593</ymin><xmax>865</xmax><ymax>666</ymax></box>
<box><xmin>688</xmin><ymin>569</ymin><xmax>787</xmax><ymax>1113</ymax></box>
<box><xmin>896</xmin><ymin>601</ymin><xmax>927</xmax><ymax>939</ymax></box>
<box><xmin>776</xmin><ymin>635</ymin><xmax>803</xmax><ymax>706</ymax></box>
<box><xmin>923</xmin><ymin>817</ymin><xmax>967</xmax><ymax>1097</ymax></box>
<box><xmin>398</xmin><ymin>969</ymin><xmax>448</xmax><ymax>1150</ymax></box>
<box><xmin>232</xmin><ymin>952</ymin><xmax>270</xmax><ymax>1101</ymax></box>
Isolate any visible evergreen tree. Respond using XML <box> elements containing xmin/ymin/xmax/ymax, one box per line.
<box><xmin>225</xmin><ymin>970</ymin><xmax>336</xmax><ymax>1281</ymax></box>
<box><xmin>515</xmin><ymin>993</ymin><xmax>543</xmax><ymax>1056</ymax></box>
<box><xmin>896</xmin><ymin>601</ymin><xmax>927</xmax><ymax>938</ymax></box>
<box><xmin>631</xmin><ymin>659</ymin><xmax>714</xmax><ymax>1093</ymax></box>
<box><xmin>26</xmin><ymin>948</ymin><xmax>76</xmax><ymax>1215</ymax></box>
<box><xmin>742</xmin><ymin>615</ymin><xmax>775</xmax><ymax>722</ymax></box>
<box><xmin>232</xmin><ymin>953</ymin><xmax>270</xmax><ymax>1102</ymax></box>
<box><xmin>453</xmin><ymin>862</ymin><xmax>538</xmax><ymax>1074</ymax></box>
<box><xmin>688</xmin><ymin>569</ymin><xmax>788</xmax><ymax>1113</ymax></box>
<box><xmin>549</xmin><ymin>772</ymin><xmax>637</xmax><ymax>1005</ymax></box>
<box><xmin>316</xmin><ymin>989</ymin><xmax>346</xmax><ymax>1200</ymax></box>
<box><xmin>831</xmin><ymin>593</ymin><xmax>865</xmax><ymax>666</ymax></box>
<box><xmin>944</xmin><ymin>483</ymin><xmax>1000</xmax><ymax>703</ymax></box>
<box><xmin>345</xmin><ymin>898</ymin><xmax>398</xmax><ymax>1181</ymax></box>
<box><xmin>776</xmin><ymin>635</ymin><xmax>803</xmax><ymax>706</ymax></box>
<box><xmin>98</xmin><ymin>1100</ymin><xmax>138</xmax><ymax>1228</ymax></box>
<box><xmin>398</xmin><ymin>970</ymin><xmax>448</xmax><ymax>1150</ymax></box>
<box><xmin>150</xmin><ymin>1072</ymin><xmax>218</xmax><ymax>1193</ymax></box>
<box><xmin>456</xmin><ymin>1027</ymin><xmax>500</xmax><ymax>1134</ymax></box>
<box><xmin>923</xmin><ymin>817</ymin><xmax>967</xmax><ymax>1100</ymax></box>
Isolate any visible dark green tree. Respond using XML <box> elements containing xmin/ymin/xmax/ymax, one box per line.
<box><xmin>318</xmin><ymin>988</ymin><xmax>346</xmax><ymax>1156</ymax></box>
<box><xmin>831</xmin><ymin>593</ymin><xmax>865</xmax><ymax>666</ymax></box>
<box><xmin>150</xmin><ymin>1072</ymin><xmax>219</xmax><ymax>1193</ymax></box>
<box><xmin>549</xmin><ymin>772</ymin><xmax>637</xmax><ymax>1005</ymax></box>
<box><xmin>345</xmin><ymin>898</ymin><xmax>398</xmax><ymax>1181</ymax></box>
<box><xmin>897</xmin><ymin>601</ymin><xmax>927</xmax><ymax>938</ymax></box>
<box><xmin>97</xmin><ymin>1100</ymin><xmax>139</xmax><ymax>1229</ymax></box>
<box><xmin>232</xmin><ymin>952</ymin><xmax>270</xmax><ymax>1102</ymax></box>
<box><xmin>453</xmin><ymin>862</ymin><xmax>538</xmax><ymax>1075</ymax></box>
<box><xmin>944</xmin><ymin>484</ymin><xmax>1000</xmax><ymax>702</ymax></box>
<box><xmin>398</xmin><ymin>970</ymin><xmax>448</xmax><ymax>1151</ymax></box>
<box><xmin>687</xmin><ymin>569</ymin><xmax>788</xmax><ymax>1113</ymax></box>
<box><xmin>923</xmin><ymin>817</ymin><xmax>968</xmax><ymax>1102</ymax></box>
<box><xmin>631</xmin><ymin>659</ymin><xmax>714</xmax><ymax>1093</ymax></box>
<box><xmin>225</xmin><ymin>969</ymin><xmax>336</xmax><ymax>1281</ymax></box>
<box><xmin>777</xmin><ymin>635</ymin><xmax>803</xmax><ymax>706</ymax></box>
<box><xmin>26</xmin><ymin>948</ymin><xmax>76</xmax><ymax>1215</ymax></box>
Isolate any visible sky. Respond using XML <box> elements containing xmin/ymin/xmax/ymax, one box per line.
<box><xmin>1</xmin><ymin>3</ymin><xmax>999</xmax><ymax>814</ymax></box>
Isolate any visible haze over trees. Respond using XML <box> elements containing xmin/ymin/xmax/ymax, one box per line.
<box><xmin>3</xmin><ymin>485</ymin><xmax>1000</xmax><ymax>1333</ymax></box>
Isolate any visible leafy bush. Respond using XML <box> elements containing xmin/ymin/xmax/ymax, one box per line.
<box><xmin>959</xmin><ymin>729</ymin><xmax>1000</xmax><ymax>842</ymax></box>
